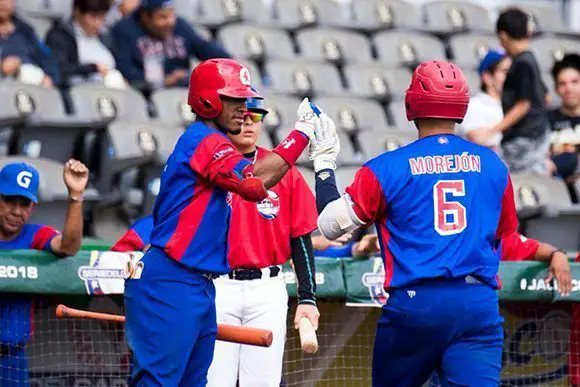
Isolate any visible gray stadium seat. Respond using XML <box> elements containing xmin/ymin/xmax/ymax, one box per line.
<box><xmin>241</xmin><ymin>0</ymin><xmax>275</xmax><ymax>26</ymax></box>
<box><xmin>312</xmin><ymin>97</ymin><xmax>389</xmax><ymax>132</ymax></box>
<box><xmin>462</xmin><ymin>69</ymin><xmax>481</xmax><ymax>96</ymax></box>
<box><xmin>264</xmin><ymin>60</ymin><xmax>344</xmax><ymax>98</ymax></box>
<box><xmin>519</xmin><ymin>3</ymin><xmax>568</xmax><ymax>33</ymax></box>
<box><xmin>68</xmin><ymin>84</ymin><xmax>150</xmax><ymax>122</ymax></box>
<box><xmin>423</xmin><ymin>1</ymin><xmax>493</xmax><ymax>33</ymax></box>
<box><xmin>151</xmin><ymin>88</ymin><xmax>195</xmax><ymax>126</ymax></box>
<box><xmin>388</xmin><ymin>100</ymin><xmax>416</xmax><ymax>131</ymax></box>
<box><xmin>260</xmin><ymin>93</ymin><xmax>302</xmax><ymax>133</ymax></box>
<box><xmin>273</xmin><ymin>0</ymin><xmax>340</xmax><ymax>30</ymax></box>
<box><xmin>295</xmin><ymin>28</ymin><xmax>374</xmax><ymax>64</ymax></box>
<box><xmin>17</xmin><ymin>13</ymin><xmax>53</xmax><ymax>39</ymax></box>
<box><xmin>218</xmin><ymin>24</ymin><xmax>295</xmax><ymax>61</ymax></box>
<box><xmin>373</xmin><ymin>31</ymin><xmax>447</xmax><ymax>67</ymax></box>
<box><xmin>448</xmin><ymin>33</ymin><xmax>500</xmax><ymax>70</ymax></box>
<box><xmin>0</xmin><ymin>156</ymin><xmax>99</xmax><ymax>229</ymax></box>
<box><xmin>0</xmin><ymin>82</ymin><xmax>101</xmax><ymax>163</ymax></box>
<box><xmin>337</xmin><ymin>132</ymin><xmax>365</xmax><ymax>166</ymax></box>
<box><xmin>343</xmin><ymin>64</ymin><xmax>412</xmax><ymax>101</ymax></box>
<box><xmin>357</xmin><ymin>130</ymin><xmax>416</xmax><ymax>160</ymax></box>
<box><xmin>335</xmin><ymin>166</ymin><xmax>359</xmax><ymax>194</ymax></box>
<box><xmin>15</xmin><ymin>0</ymin><xmax>71</xmax><ymax>19</ymax></box>
<box><xmin>177</xmin><ymin>0</ymin><xmax>243</xmax><ymax>27</ymax></box>
<box><xmin>511</xmin><ymin>173</ymin><xmax>580</xmax><ymax>252</ymax></box>
<box><xmin>532</xmin><ymin>36</ymin><xmax>580</xmax><ymax>71</ymax></box>
<box><xmin>351</xmin><ymin>0</ymin><xmax>422</xmax><ymax>31</ymax></box>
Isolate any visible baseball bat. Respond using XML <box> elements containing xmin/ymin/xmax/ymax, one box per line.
<box><xmin>56</xmin><ymin>304</ymin><xmax>273</xmax><ymax>347</ymax></box>
<box><xmin>298</xmin><ymin>317</ymin><xmax>318</xmax><ymax>354</ymax></box>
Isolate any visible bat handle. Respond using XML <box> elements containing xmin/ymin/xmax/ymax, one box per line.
<box><xmin>309</xmin><ymin>102</ymin><xmax>322</xmax><ymax>117</ymax></box>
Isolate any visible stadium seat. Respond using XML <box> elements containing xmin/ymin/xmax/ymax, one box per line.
<box><xmin>335</xmin><ymin>166</ymin><xmax>358</xmax><ymax>193</ymax></box>
<box><xmin>260</xmin><ymin>93</ymin><xmax>302</xmax><ymax>133</ymax></box>
<box><xmin>462</xmin><ymin>69</ymin><xmax>481</xmax><ymax>95</ymax></box>
<box><xmin>295</xmin><ymin>28</ymin><xmax>374</xmax><ymax>64</ymax></box>
<box><xmin>241</xmin><ymin>0</ymin><xmax>275</xmax><ymax>26</ymax></box>
<box><xmin>373</xmin><ymin>31</ymin><xmax>447</xmax><ymax>68</ymax></box>
<box><xmin>151</xmin><ymin>88</ymin><xmax>195</xmax><ymax>127</ymax></box>
<box><xmin>312</xmin><ymin>97</ymin><xmax>389</xmax><ymax>132</ymax></box>
<box><xmin>0</xmin><ymin>82</ymin><xmax>103</xmax><ymax>164</ymax></box>
<box><xmin>511</xmin><ymin>173</ymin><xmax>580</xmax><ymax>252</ymax></box>
<box><xmin>423</xmin><ymin>1</ymin><xmax>493</xmax><ymax>33</ymax></box>
<box><xmin>343</xmin><ymin>64</ymin><xmax>412</xmax><ymax>101</ymax></box>
<box><xmin>542</xmin><ymin>72</ymin><xmax>561</xmax><ymax>108</ymax></box>
<box><xmin>68</xmin><ymin>84</ymin><xmax>150</xmax><ymax>122</ymax></box>
<box><xmin>17</xmin><ymin>13</ymin><xmax>53</xmax><ymax>39</ymax></box>
<box><xmin>388</xmin><ymin>100</ymin><xmax>417</xmax><ymax>131</ymax></box>
<box><xmin>267</xmin><ymin>0</ymin><xmax>348</xmax><ymax>30</ymax></box>
<box><xmin>519</xmin><ymin>3</ymin><xmax>568</xmax><ymax>34</ymax></box>
<box><xmin>15</xmin><ymin>0</ymin><xmax>71</xmax><ymax>19</ymax></box>
<box><xmin>177</xmin><ymin>0</ymin><xmax>243</xmax><ymax>27</ymax></box>
<box><xmin>0</xmin><ymin>156</ymin><xmax>99</xmax><ymax>230</ymax></box>
<box><xmin>357</xmin><ymin>129</ymin><xmax>416</xmax><ymax>160</ymax></box>
<box><xmin>337</xmin><ymin>132</ymin><xmax>365</xmax><ymax>166</ymax></box>
<box><xmin>350</xmin><ymin>0</ymin><xmax>422</xmax><ymax>31</ymax></box>
<box><xmin>532</xmin><ymin>36</ymin><xmax>580</xmax><ymax>71</ymax></box>
<box><xmin>217</xmin><ymin>24</ymin><xmax>295</xmax><ymax>61</ymax></box>
<box><xmin>448</xmin><ymin>33</ymin><xmax>500</xmax><ymax>70</ymax></box>
<box><xmin>264</xmin><ymin>60</ymin><xmax>344</xmax><ymax>98</ymax></box>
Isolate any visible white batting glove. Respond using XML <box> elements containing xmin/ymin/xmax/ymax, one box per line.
<box><xmin>308</xmin><ymin>106</ymin><xmax>340</xmax><ymax>172</ymax></box>
<box><xmin>294</xmin><ymin>97</ymin><xmax>318</xmax><ymax>142</ymax></box>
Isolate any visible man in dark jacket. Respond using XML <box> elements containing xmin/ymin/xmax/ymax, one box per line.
<box><xmin>111</xmin><ymin>0</ymin><xmax>230</xmax><ymax>88</ymax></box>
<box><xmin>0</xmin><ymin>0</ymin><xmax>60</xmax><ymax>86</ymax></box>
<box><xmin>46</xmin><ymin>0</ymin><xmax>117</xmax><ymax>88</ymax></box>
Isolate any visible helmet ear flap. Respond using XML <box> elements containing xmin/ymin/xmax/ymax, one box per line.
<box><xmin>194</xmin><ymin>92</ymin><xmax>223</xmax><ymax>119</ymax></box>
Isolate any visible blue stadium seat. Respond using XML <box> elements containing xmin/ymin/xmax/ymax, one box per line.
<box><xmin>295</xmin><ymin>28</ymin><xmax>374</xmax><ymax>64</ymax></box>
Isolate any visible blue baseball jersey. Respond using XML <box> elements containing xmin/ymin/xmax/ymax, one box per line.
<box><xmin>346</xmin><ymin>134</ymin><xmax>518</xmax><ymax>289</ymax></box>
<box><xmin>150</xmin><ymin>122</ymin><xmax>252</xmax><ymax>274</ymax></box>
<box><xmin>0</xmin><ymin>224</ymin><xmax>59</xmax><ymax>345</ymax></box>
<box><xmin>111</xmin><ymin>215</ymin><xmax>153</xmax><ymax>252</ymax></box>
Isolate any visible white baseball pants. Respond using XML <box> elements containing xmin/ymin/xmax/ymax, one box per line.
<box><xmin>207</xmin><ymin>274</ymin><xmax>288</xmax><ymax>387</ymax></box>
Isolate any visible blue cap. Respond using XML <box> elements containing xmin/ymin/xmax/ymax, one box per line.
<box><xmin>0</xmin><ymin>163</ymin><xmax>39</xmax><ymax>203</ymax></box>
<box><xmin>140</xmin><ymin>0</ymin><xmax>174</xmax><ymax>10</ymax></box>
<box><xmin>246</xmin><ymin>87</ymin><xmax>268</xmax><ymax>115</ymax></box>
<box><xmin>478</xmin><ymin>49</ymin><xmax>507</xmax><ymax>75</ymax></box>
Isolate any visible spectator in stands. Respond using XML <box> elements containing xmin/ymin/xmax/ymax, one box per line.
<box><xmin>548</xmin><ymin>54</ymin><xmax>580</xmax><ymax>183</ymax></box>
<box><xmin>457</xmin><ymin>49</ymin><xmax>511</xmax><ymax>153</ymax></box>
<box><xmin>0</xmin><ymin>159</ymin><xmax>89</xmax><ymax>384</ymax></box>
<box><xmin>46</xmin><ymin>0</ymin><xmax>123</xmax><ymax>88</ymax></box>
<box><xmin>111</xmin><ymin>0</ymin><xmax>230</xmax><ymax>88</ymax></box>
<box><xmin>492</xmin><ymin>8</ymin><xmax>550</xmax><ymax>174</ymax></box>
<box><xmin>0</xmin><ymin>0</ymin><xmax>60</xmax><ymax>87</ymax></box>
<box><xmin>313</xmin><ymin>233</ymin><xmax>380</xmax><ymax>258</ymax></box>
<box><xmin>105</xmin><ymin>0</ymin><xmax>141</xmax><ymax>30</ymax></box>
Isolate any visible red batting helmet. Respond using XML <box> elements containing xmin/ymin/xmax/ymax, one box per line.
<box><xmin>188</xmin><ymin>59</ymin><xmax>261</xmax><ymax>119</ymax></box>
<box><xmin>405</xmin><ymin>60</ymin><xmax>470</xmax><ymax>123</ymax></box>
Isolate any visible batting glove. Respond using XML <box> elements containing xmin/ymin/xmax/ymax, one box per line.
<box><xmin>308</xmin><ymin>106</ymin><xmax>340</xmax><ymax>172</ymax></box>
<box><xmin>294</xmin><ymin>97</ymin><xmax>318</xmax><ymax>142</ymax></box>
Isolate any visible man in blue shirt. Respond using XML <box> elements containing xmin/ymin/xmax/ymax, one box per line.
<box><xmin>0</xmin><ymin>159</ymin><xmax>89</xmax><ymax>386</ymax></box>
<box><xmin>111</xmin><ymin>0</ymin><xmax>230</xmax><ymax>88</ymax></box>
<box><xmin>315</xmin><ymin>60</ymin><xmax>518</xmax><ymax>386</ymax></box>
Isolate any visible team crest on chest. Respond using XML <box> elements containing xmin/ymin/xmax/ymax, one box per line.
<box><xmin>256</xmin><ymin>190</ymin><xmax>280</xmax><ymax>220</ymax></box>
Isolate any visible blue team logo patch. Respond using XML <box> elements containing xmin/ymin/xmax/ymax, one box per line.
<box><xmin>256</xmin><ymin>190</ymin><xmax>280</xmax><ymax>220</ymax></box>
<box><xmin>361</xmin><ymin>258</ymin><xmax>388</xmax><ymax>306</ymax></box>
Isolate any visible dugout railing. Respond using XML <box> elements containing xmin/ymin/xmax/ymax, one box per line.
<box><xmin>0</xmin><ymin>248</ymin><xmax>578</xmax><ymax>386</ymax></box>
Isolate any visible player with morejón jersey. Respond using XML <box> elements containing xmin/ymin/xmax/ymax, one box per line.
<box><xmin>313</xmin><ymin>60</ymin><xmax>518</xmax><ymax>386</ymax></box>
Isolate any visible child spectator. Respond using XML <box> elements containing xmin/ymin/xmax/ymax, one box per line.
<box><xmin>492</xmin><ymin>8</ymin><xmax>550</xmax><ymax>174</ymax></box>
<box><xmin>46</xmin><ymin>0</ymin><xmax>123</xmax><ymax>88</ymax></box>
<box><xmin>111</xmin><ymin>0</ymin><xmax>230</xmax><ymax>88</ymax></box>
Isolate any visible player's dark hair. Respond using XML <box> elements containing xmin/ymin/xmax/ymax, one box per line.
<box><xmin>496</xmin><ymin>8</ymin><xmax>530</xmax><ymax>39</ymax></box>
<box><xmin>551</xmin><ymin>53</ymin><xmax>580</xmax><ymax>83</ymax></box>
<box><xmin>73</xmin><ymin>0</ymin><xmax>112</xmax><ymax>14</ymax></box>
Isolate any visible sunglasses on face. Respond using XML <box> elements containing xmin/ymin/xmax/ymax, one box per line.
<box><xmin>243</xmin><ymin>111</ymin><xmax>265</xmax><ymax>123</ymax></box>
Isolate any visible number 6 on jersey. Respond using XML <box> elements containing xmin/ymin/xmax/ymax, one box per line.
<box><xmin>433</xmin><ymin>180</ymin><xmax>466</xmax><ymax>236</ymax></box>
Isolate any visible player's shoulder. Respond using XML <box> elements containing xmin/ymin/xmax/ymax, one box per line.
<box><xmin>131</xmin><ymin>215</ymin><xmax>154</xmax><ymax>230</ymax></box>
<box><xmin>180</xmin><ymin>122</ymin><xmax>228</xmax><ymax>149</ymax></box>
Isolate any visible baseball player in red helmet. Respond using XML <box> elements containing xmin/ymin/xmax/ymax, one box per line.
<box><xmin>314</xmin><ymin>60</ymin><xmax>518</xmax><ymax>386</ymax></box>
<box><xmin>123</xmin><ymin>58</ymin><xmax>332</xmax><ymax>386</ymax></box>
<box><xmin>206</xmin><ymin>91</ymin><xmax>319</xmax><ymax>387</ymax></box>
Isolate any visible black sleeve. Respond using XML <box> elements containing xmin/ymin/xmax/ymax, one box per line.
<box><xmin>315</xmin><ymin>169</ymin><xmax>341</xmax><ymax>214</ymax></box>
<box><xmin>513</xmin><ymin>61</ymin><xmax>534</xmax><ymax>102</ymax></box>
<box><xmin>45</xmin><ymin>26</ymin><xmax>98</xmax><ymax>86</ymax></box>
<box><xmin>290</xmin><ymin>233</ymin><xmax>316</xmax><ymax>305</ymax></box>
